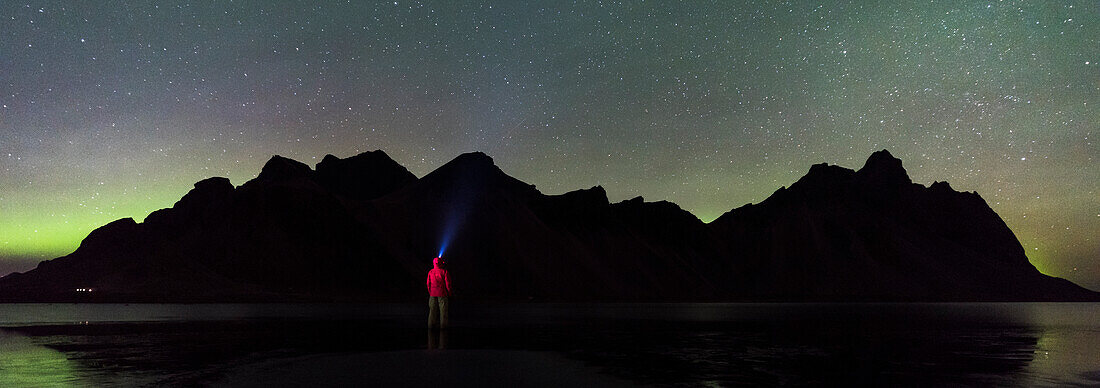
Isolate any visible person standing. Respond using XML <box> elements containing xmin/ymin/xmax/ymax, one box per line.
<box><xmin>426</xmin><ymin>256</ymin><xmax>452</xmax><ymax>329</ymax></box>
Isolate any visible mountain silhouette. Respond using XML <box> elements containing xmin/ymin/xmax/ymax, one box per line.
<box><xmin>0</xmin><ymin>149</ymin><xmax>1095</xmax><ymax>302</ymax></box>
<box><xmin>710</xmin><ymin>150</ymin><xmax>1092</xmax><ymax>301</ymax></box>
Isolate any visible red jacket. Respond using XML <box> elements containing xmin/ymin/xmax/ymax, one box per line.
<box><xmin>426</xmin><ymin>261</ymin><xmax>452</xmax><ymax>297</ymax></box>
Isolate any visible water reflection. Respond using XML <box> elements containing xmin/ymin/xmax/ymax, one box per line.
<box><xmin>0</xmin><ymin>330</ymin><xmax>80</xmax><ymax>386</ymax></box>
<box><xmin>1027</xmin><ymin>328</ymin><xmax>1100</xmax><ymax>386</ymax></box>
<box><xmin>529</xmin><ymin>321</ymin><xmax>1043</xmax><ymax>386</ymax></box>
<box><xmin>1</xmin><ymin>303</ymin><xmax>1097</xmax><ymax>386</ymax></box>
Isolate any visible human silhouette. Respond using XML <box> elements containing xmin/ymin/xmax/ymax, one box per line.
<box><xmin>426</xmin><ymin>256</ymin><xmax>452</xmax><ymax>329</ymax></box>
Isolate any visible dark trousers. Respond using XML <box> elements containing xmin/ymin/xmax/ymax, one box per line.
<box><xmin>428</xmin><ymin>296</ymin><xmax>449</xmax><ymax>329</ymax></box>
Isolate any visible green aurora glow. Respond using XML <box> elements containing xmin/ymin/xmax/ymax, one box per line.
<box><xmin>0</xmin><ymin>1</ymin><xmax>1096</xmax><ymax>289</ymax></box>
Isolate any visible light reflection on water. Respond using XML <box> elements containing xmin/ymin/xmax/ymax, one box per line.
<box><xmin>0</xmin><ymin>303</ymin><xmax>1096</xmax><ymax>386</ymax></box>
<box><xmin>0</xmin><ymin>330</ymin><xmax>79</xmax><ymax>387</ymax></box>
<box><xmin>1029</xmin><ymin>327</ymin><xmax>1100</xmax><ymax>386</ymax></box>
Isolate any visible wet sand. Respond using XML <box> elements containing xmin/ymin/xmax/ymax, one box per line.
<box><xmin>212</xmin><ymin>349</ymin><xmax>634</xmax><ymax>387</ymax></box>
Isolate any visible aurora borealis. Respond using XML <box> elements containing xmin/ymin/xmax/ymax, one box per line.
<box><xmin>1</xmin><ymin>1</ymin><xmax>1096</xmax><ymax>289</ymax></box>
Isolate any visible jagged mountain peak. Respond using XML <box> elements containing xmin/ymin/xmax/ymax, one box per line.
<box><xmin>314</xmin><ymin>150</ymin><xmax>417</xmax><ymax>200</ymax></box>
<box><xmin>315</xmin><ymin>150</ymin><xmax>402</xmax><ymax>173</ymax></box>
<box><xmin>192</xmin><ymin>176</ymin><xmax>234</xmax><ymax>191</ymax></box>
<box><xmin>864</xmin><ymin>149</ymin><xmax>902</xmax><ymax>166</ymax></box>
<box><xmin>319</xmin><ymin>154</ymin><xmax>341</xmax><ymax>165</ymax></box>
<box><xmin>422</xmin><ymin>152</ymin><xmax>498</xmax><ymax>179</ymax></box>
<box><xmin>930</xmin><ymin>181</ymin><xmax>953</xmax><ymax>192</ymax></box>
<box><xmin>455</xmin><ymin>150</ymin><xmax>493</xmax><ymax>162</ymax></box>
<box><xmin>415</xmin><ymin>151</ymin><xmax>537</xmax><ymax>197</ymax></box>
<box><xmin>856</xmin><ymin>149</ymin><xmax>912</xmax><ymax>187</ymax></box>
<box><xmin>2</xmin><ymin>149</ymin><xmax>1096</xmax><ymax>302</ymax></box>
<box><xmin>174</xmin><ymin>176</ymin><xmax>234</xmax><ymax>210</ymax></box>
<box><xmin>257</xmin><ymin>155</ymin><xmax>313</xmax><ymax>181</ymax></box>
<box><xmin>789</xmin><ymin>163</ymin><xmax>855</xmax><ymax>192</ymax></box>
<box><xmin>557</xmin><ymin>185</ymin><xmax>610</xmax><ymax>205</ymax></box>
<box><xmin>613</xmin><ymin>196</ymin><xmax>700</xmax><ymax>222</ymax></box>
<box><xmin>71</xmin><ymin>217</ymin><xmax>141</xmax><ymax>254</ymax></box>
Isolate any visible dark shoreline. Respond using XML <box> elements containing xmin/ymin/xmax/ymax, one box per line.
<box><xmin>3</xmin><ymin>292</ymin><xmax>1099</xmax><ymax>304</ymax></box>
<box><xmin>2</xmin><ymin>303</ymin><xmax>1099</xmax><ymax>386</ymax></box>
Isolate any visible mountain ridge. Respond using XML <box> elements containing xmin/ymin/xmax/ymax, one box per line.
<box><xmin>1</xmin><ymin>149</ymin><xmax>1095</xmax><ymax>302</ymax></box>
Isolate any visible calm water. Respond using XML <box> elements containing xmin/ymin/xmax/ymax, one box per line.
<box><xmin>1</xmin><ymin>303</ymin><xmax>1098</xmax><ymax>386</ymax></box>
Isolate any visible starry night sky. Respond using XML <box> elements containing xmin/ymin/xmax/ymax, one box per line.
<box><xmin>1</xmin><ymin>1</ymin><xmax>1097</xmax><ymax>289</ymax></box>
